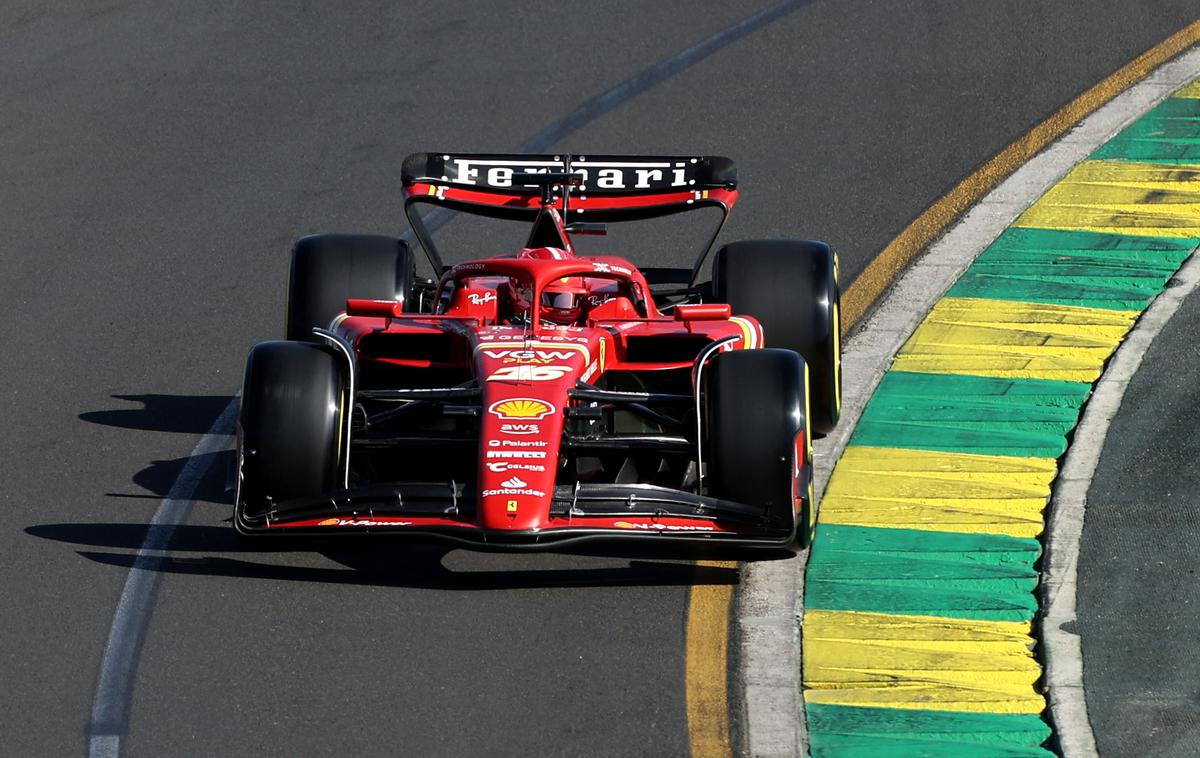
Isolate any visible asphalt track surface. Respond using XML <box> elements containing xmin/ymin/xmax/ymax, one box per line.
<box><xmin>1078</xmin><ymin>281</ymin><xmax>1200</xmax><ymax>758</ymax></box>
<box><xmin>3</xmin><ymin>2</ymin><xmax>1197</xmax><ymax>756</ymax></box>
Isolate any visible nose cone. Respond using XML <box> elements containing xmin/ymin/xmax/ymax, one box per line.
<box><xmin>473</xmin><ymin>328</ymin><xmax>604</xmax><ymax>531</ymax></box>
<box><xmin>477</xmin><ymin>393</ymin><xmax>564</xmax><ymax>530</ymax></box>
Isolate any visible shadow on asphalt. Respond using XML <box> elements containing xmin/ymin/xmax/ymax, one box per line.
<box><xmin>118</xmin><ymin>450</ymin><xmax>233</xmax><ymax>503</ymax></box>
<box><xmin>80</xmin><ymin>394</ymin><xmax>235</xmax><ymax>503</ymax></box>
<box><xmin>26</xmin><ymin>522</ymin><xmax>793</xmax><ymax>591</ymax></box>
<box><xmin>79</xmin><ymin>394</ymin><xmax>236</xmax><ymax>434</ymax></box>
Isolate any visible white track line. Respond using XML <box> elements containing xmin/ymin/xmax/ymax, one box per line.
<box><xmin>738</xmin><ymin>44</ymin><xmax>1200</xmax><ymax>758</ymax></box>
<box><xmin>86</xmin><ymin>401</ymin><xmax>238</xmax><ymax>758</ymax></box>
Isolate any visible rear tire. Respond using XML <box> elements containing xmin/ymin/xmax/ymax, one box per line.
<box><xmin>713</xmin><ymin>239</ymin><xmax>841</xmax><ymax>434</ymax></box>
<box><xmin>286</xmin><ymin>233</ymin><xmax>414</xmax><ymax>342</ymax></box>
<box><xmin>237</xmin><ymin>341</ymin><xmax>347</xmax><ymax>519</ymax></box>
<box><xmin>706</xmin><ymin>349</ymin><xmax>815</xmax><ymax>547</ymax></box>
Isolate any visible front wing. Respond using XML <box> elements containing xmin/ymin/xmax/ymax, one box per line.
<box><xmin>235</xmin><ymin>482</ymin><xmax>798</xmax><ymax>549</ymax></box>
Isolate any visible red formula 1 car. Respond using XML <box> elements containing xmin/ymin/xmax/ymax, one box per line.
<box><xmin>235</xmin><ymin>154</ymin><xmax>840</xmax><ymax>548</ymax></box>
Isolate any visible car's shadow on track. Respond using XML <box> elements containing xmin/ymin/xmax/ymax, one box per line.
<box><xmin>80</xmin><ymin>394</ymin><xmax>236</xmax><ymax>504</ymax></box>
<box><xmin>79</xmin><ymin>394</ymin><xmax>236</xmax><ymax>434</ymax></box>
<box><xmin>26</xmin><ymin>523</ymin><xmax>792</xmax><ymax>591</ymax></box>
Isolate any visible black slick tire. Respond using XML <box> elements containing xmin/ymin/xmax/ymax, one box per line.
<box><xmin>706</xmin><ymin>348</ymin><xmax>815</xmax><ymax>547</ymax></box>
<box><xmin>713</xmin><ymin>239</ymin><xmax>841</xmax><ymax>435</ymax></box>
<box><xmin>286</xmin><ymin>233</ymin><xmax>414</xmax><ymax>342</ymax></box>
<box><xmin>237</xmin><ymin>340</ymin><xmax>346</xmax><ymax>520</ymax></box>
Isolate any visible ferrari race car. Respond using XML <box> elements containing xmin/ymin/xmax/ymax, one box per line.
<box><xmin>235</xmin><ymin>153</ymin><xmax>841</xmax><ymax>548</ymax></box>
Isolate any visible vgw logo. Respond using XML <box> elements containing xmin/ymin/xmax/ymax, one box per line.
<box><xmin>482</xmin><ymin>349</ymin><xmax>579</xmax><ymax>364</ymax></box>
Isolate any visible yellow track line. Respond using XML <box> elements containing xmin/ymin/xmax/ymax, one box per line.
<box><xmin>685</xmin><ymin>18</ymin><xmax>1200</xmax><ymax>758</ymax></box>
<box><xmin>842</xmin><ymin>18</ymin><xmax>1200</xmax><ymax>332</ymax></box>
<box><xmin>686</xmin><ymin>560</ymin><xmax>737</xmax><ymax>758</ymax></box>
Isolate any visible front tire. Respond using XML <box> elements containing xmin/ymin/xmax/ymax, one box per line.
<box><xmin>286</xmin><ymin>233</ymin><xmax>414</xmax><ymax>342</ymax></box>
<box><xmin>237</xmin><ymin>341</ymin><xmax>347</xmax><ymax>520</ymax></box>
<box><xmin>713</xmin><ymin>239</ymin><xmax>841</xmax><ymax>435</ymax></box>
<box><xmin>706</xmin><ymin>349</ymin><xmax>815</xmax><ymax>547</ymax></box>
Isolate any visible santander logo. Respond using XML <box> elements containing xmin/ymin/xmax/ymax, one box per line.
<box><xmin>500</xmin><ymin>476</ymin><xmax>528</xmax><ymax>488</ymax></box>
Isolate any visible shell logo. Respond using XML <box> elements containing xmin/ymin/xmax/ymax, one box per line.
<box><xmin>489</xmin><ymin>398</ymin><xmax>555</xmax><ymax>420</ymax></box>
<box><xmin>317</xmin><ymin>518</ymin><xmax>340</xmax><ymax>526</ymax></box>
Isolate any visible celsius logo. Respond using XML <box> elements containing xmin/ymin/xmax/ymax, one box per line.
<box><xmin>487</xmin><ymin>462</ymin><xmax>546</xmax><ymax>473</ymax></box>
<box><xmin>488</xmin><ymin>398</ymin><xmax>555</xmax><ymax>420</ymax></box>
<box><xmin>500</xmin><ymin>476</ymin><xmax>528</xmax><ymax>488</ymax></box>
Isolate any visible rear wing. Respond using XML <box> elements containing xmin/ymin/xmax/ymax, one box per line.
<box><xmin>401</xmin><ymin>153</ymin><xmax>739</xmax><ymax>278</ymax></box>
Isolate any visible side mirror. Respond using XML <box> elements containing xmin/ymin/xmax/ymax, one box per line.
<box><xmin>345</xmin><ymin>299</ymin><xmax>403</xmax><ymax>318</ymax></box>
<box><xmin>674</xmin><ymin>303</ymin><xmax>732</xmax><ymax>321</ymax></box>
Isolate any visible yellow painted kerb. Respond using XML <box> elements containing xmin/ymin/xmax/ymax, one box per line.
<box><xmin>819</xmin><ymin>446</ymin><xmax>1058</xmax><ymax>538</ymax></box>
<box><xmin>893</xmin><ymin>297</ymin><xmax>1137</xmax><ymax>382</ymax></box>
<box><xmin>1016</xmin><ymin>159</ymin><xmax>1200</xmax><ymax>239</ymax></box>
<box><xmin>804</xmin><ymin>610</ymin><xmax>1045</xmax><ymax>714</ymax></box>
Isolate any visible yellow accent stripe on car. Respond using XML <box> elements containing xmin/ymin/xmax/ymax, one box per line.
<box><xmin>728</xmin><ymin>316</ymin><xmax>759</xmax><ymax>349</ymax></box>
<box><xmin>832</xmin><ymin>300</ymin><xmax>842</xmax><ymax>411</ymax></box>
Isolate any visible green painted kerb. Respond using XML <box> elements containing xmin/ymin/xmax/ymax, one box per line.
<box><xmin>1092</xmin><ymin>95</ymin><xmax>1200</xmax><ymax>164</ymax></box>
<box><xmin>851</xmin><ymin>371</ymin><xmax>1091</xmax><ymax>458</ymax></box>
<box><xmin>947</xmin><ymin>227</ymin><xmax>1196</xmax><ymax>311</ymax></box>
<box><xmin>806</xmin><ymin>525</ymin><xmax>1040</xmax><ymax>622</ymax></box>
<box><xmin>808</xmin><ymin>703</ymin><xmax>1053</xmax><ymax>757</ymax></box>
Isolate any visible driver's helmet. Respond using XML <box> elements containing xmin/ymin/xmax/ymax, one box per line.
<box><xmin>540</xmin><ymin>276</ymin><xmax>588</xmax><ymax>324</ymax></box>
